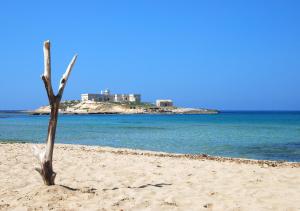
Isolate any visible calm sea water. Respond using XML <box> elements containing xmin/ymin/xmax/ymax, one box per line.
<box><xmin>0</xmin><ymin>111</ymin><xmax>300</xmax><ymax>162</ymax></box>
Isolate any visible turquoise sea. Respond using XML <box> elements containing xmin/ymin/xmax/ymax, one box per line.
<box><xmin>0</xmin><ymin>111</ymin><xmax>300</xmax><ymax>162</ymax></box>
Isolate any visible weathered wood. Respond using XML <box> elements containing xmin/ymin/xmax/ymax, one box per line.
<box><xmin>32</xmin><ymin>40</ymin><xmax>77</xmax><ymax>185</ymax></box>
<box><xmin>57</xmin><ymin>54</ymin><xmax>77</xmax><ymax>99</ymax></box>
<box><xmin>42</xmin><ymin>40</ymin><xmax>54</xmax><ymax>103</ymax></box>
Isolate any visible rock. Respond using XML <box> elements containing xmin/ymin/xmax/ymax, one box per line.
<box><xmin>203</xmin><ymin>203</ymin><xmax>213</xmax><ymax>208</ymax></box>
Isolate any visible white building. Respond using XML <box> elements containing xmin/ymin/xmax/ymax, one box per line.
<box><xmin>81</xmin><ymin>89</ymin><xmax>141</xmax><ymax>103</ymax></box>
<box><xmin>112</xmin><ymin>94</ymin><xmax>141</xmax><ymax>103</ymax></box>
<box><xmin>156</xmin><ymin>99</ymin><xmax>173</xmax><ymax>107</ymax></box>
<box><xmin>81</xmin><ymin>94</ymin><xmax>103</xmax><ymax>102</ymax></box>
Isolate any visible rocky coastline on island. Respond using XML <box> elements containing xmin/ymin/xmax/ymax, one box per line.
<box><xmin>30</xmin><ymin>100</ymin><xmax>219</xmax><ymax>115</ymax></box>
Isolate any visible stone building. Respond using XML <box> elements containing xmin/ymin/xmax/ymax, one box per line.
<box><xmin>80</xmin><ymin>93</ymin><xmax>103</xmax><ymax>102</ymax></box>
<box><xmin>81</xmin><ymin>89</ymin><xmax>141</xmax><ymax>103</ymax></box>
<box><xmin>156</xmin><ymin>99</ymin><xmax>173</xmax><ymax>107</ymax></box>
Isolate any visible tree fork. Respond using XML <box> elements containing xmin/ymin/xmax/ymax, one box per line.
<box><xmin>32</xmin><ymin>40</ymin><xmax>77</xmax><ymax>185</ymax></box>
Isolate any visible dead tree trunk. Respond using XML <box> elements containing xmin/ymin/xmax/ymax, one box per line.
<box><xmin>32</xmin><ymin>40</ymin><xmax>77</xmax><ymax>185</ymax></box>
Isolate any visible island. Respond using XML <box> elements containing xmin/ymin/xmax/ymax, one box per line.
<box><xmin>31</xmin><ymin>89</ymin><xmax>219</xmax><ymax>115</ymax></box>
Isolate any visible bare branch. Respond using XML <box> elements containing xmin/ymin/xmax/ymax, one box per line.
<box><xmin>43</xmin><ymin>40</ymin><xmax>51</xmax><ymax>79</ymax></box>
<box><xmin>42</xmin><ymin>40</ymin><xmax>54</xmax><ymax>101</ymax></box>
<box><xmin>34</xmin><ymin>40</ymin><xmax>77</xmax><ymax>185</ymax></box>
<box><xmin>41</xmin><ymin>76</ymin><xmax>54</xmax><ymax>104</ymax></box>
<box><xmin>32</xmin><ymin>145</ymin><xmax>45</xmax><ymax>162</ymax></box>
<box><xmin>57</xmin><ymin>54</ymin><xmax>78</xmax><ymax>98</ymax></box>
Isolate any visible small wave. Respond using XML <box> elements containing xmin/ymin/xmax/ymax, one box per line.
<box><xmin>118</xmin><ymin>126</ymin><xmax>166</xmax><ymax>130</ymax></box>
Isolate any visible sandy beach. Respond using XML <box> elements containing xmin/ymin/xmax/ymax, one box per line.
<box><xmin>0</xmin><ymin>143</ymin><xmax>300</xmax><ymax>211</ymax></box>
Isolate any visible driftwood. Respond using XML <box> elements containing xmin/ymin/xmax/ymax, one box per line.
<box><xmin>32</xmin><ymin>40</ymin><xmax>77</xmax><ymax>185</ymax></box>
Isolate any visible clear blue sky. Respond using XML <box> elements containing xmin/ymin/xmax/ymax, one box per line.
<box><xmin>0</xmin><ymin>0</ymin><xmax>299</xmax><ymax>110</ymax></box>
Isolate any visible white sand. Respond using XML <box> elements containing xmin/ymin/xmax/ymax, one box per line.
<box><xmin>0</xmin><ymin>143</ymin><xmax>300</xmax><ymax>211</ymax></box>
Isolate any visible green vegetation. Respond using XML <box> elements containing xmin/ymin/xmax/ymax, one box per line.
<box><xmin>60</xmin><ymin>100</ymin><xmax>80</xmax><ymax>110</ymax></box>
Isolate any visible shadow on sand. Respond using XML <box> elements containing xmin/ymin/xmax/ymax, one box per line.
<box><xmin>103</xmin><ymin>183</ymin><xmax>172</xmax><ymax>191</ymax></box>
<box><xmin>59</xmin><ymin>185</ymin><xmax>97</xmax><ymax>193</ymax></box>
<box><xmin>59</xmin><ymin>182</ymin><xmax>172</xmax><ymax>193</ymax></box>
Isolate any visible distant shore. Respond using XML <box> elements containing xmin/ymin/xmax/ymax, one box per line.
<box><xmin>1</xmin><ymin>142</ymin><xmax>300</xmax><ymax>210</ymax></box>
<box><xmin>30</xmin><ymin>100</ymin><xmax>219</xmax><ymax>115</ymax></box>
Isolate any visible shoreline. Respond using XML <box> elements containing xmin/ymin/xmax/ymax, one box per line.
<box><xmin>28</xmin><ymin>110</ymin><xmax>219</xmax><ymax>115</ymax></box>
<box><xmin>1</xmin><ymin>142</ymin><xmax>299</xmax><ymax>167</ymax></box>
<box><xmin>1</xmin><ymin>142</ymin><xmax>300</xmax><ymax>210</ymax></box>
